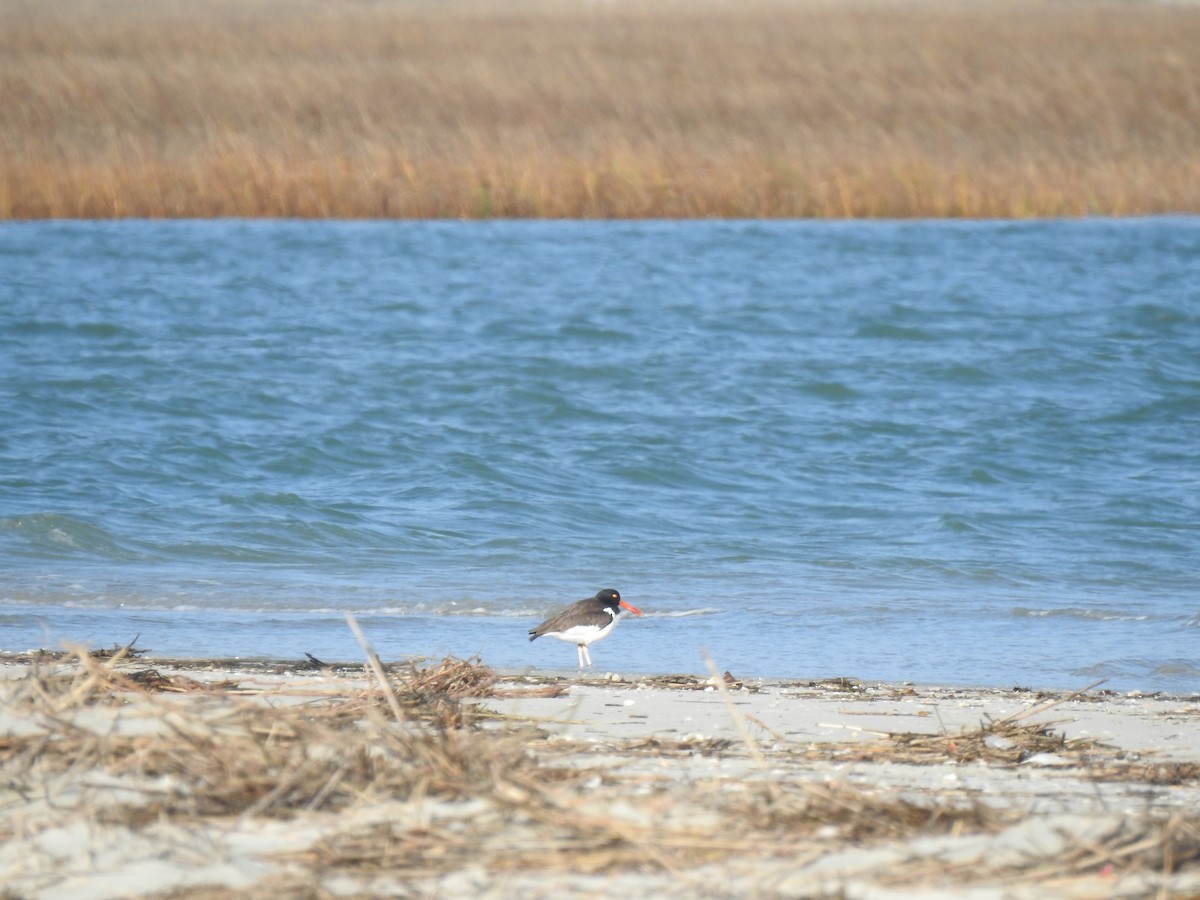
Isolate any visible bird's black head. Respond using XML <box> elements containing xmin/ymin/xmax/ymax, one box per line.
<box><xmin>595</xmin><ymin>587</ymin><xmax>644</xmax><ymax>617</ymax></box>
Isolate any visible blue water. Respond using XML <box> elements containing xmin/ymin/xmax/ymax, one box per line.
<box><xmin>2</xmin><ymin>219</ymin><xmax>1198</xmax><ymax>691</ymax></box>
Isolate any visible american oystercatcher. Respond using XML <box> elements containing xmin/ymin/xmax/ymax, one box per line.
<box><xmin>528</xmin><ymin>588</ymin><xmax>644</xmax><ymax>668</ymax></box>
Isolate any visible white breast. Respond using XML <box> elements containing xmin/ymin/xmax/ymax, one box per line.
<box><xmin>544</xmin><ymin>611</ymin><xmax>618</xmax><ymax>646</ymax></box>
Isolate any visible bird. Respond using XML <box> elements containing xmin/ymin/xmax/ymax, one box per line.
<box><xmin>528</xmin><ymin>588</ymin><xmax>644</xmax><ymax>668</ymax></box>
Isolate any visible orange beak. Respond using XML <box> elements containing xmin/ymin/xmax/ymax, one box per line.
<box><xmin>619</xmin><ymin>599</ymin><xmax>644</xmax><ymax>617</ymax></box>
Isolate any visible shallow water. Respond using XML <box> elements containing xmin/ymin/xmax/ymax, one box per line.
<box><xmin>2</xmin><ymin>218</ymin><xmax>1198</xmax><ymax>689</ymax></box>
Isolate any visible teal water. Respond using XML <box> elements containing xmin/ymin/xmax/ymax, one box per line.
<box><xmin>2</xmin><ymin>219</ymin><xmax>1198</xmax><ymax>690</ymax></box>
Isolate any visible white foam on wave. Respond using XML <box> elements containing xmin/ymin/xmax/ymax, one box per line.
<box><xmin>1011</xmin><ymin>606</ymin><xmax>1151</xmax><ymax>622</ymax></box>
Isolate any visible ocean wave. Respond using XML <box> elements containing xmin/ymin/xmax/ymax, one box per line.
<box><xmin>0</xmin><ymin>513</ymin><xmax>142</xmax><ymax>561</ymax></box>
<box><xmin>5</xmin><ymin>593</ymin><xmax>720</xmax><ymax>622</ymax></box>
<box><xmin>1149</xmin><ymin>661</ymin><xmax>1200</xmax><ymax>678</ymax></box>
<box><xmin>1075</xmin><ymin>658</ymin><xmax>1200</xmax><ymax>682</ymax></box>
<box><xmin>641</xmin><ymin>607</ymin><xmax>720</xmax><ymax>618</ymax></box>
<box><xmin>1011</xmin><ymin>606</ymin><xmax>1151</xmax><ymax>623</ymax></box>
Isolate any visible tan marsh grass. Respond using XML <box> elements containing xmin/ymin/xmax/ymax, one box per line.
<box><xmin>3</xmin><ymin>0</ymin><xmax>1200</xmax><ymax>218</ymax></box>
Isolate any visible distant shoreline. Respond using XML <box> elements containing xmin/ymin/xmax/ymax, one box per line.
<box><xmin>3</xmin><ymin>0</ymin><xmax>1199</xmax><ymax>219</ymax></box>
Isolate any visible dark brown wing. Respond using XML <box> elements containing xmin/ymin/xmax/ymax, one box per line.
<box><xmin>528</xmin><ymin>597</ymin><xmax>610</xmax><ymax>640</ymax></box>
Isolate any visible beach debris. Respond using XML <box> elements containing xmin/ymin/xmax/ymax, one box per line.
<box><xmin>639</xmin><ymin>673</ymin><xmax>762</xmax><ymax>693</ymax></box>
<box><xmin>621</xmin><ymin>736</ymin><xmax>737</xmax><ymax>757</ymax></box>
<box><xmin>823</xmin><ymin>679</ymin><xmax>1122</xmax><ymax>768</ymax></box>
<box><xmin>642</xmin><ymin>674</ymin><xmax>705</xmax><ymax>689</ymax></box>
<box><xmin>833</xmin><ymin>717</ymin><xmax>1102</xmax><ymax>767</ymax></box>
<box><xmin>811</xmin><ymin>676</ymin><xmax>865</xmax><ymax>692</ymax></box>
<box><xmin>727</xmin><ymin>778</ymin><xmax>1016</xmax><ymax>843</ymax></box>
<box><xmin>494</xmin><ymin>682</ymin><xmax>571</xmax><ymax>699</ymax></box>
<box><xmin>703</xmin><ymin>670</ymin><xmax>745</xmax><ymax>690</ymax></box>
<box><xmin>1023</xmin><ymin>752</ymin><xmax>1072</xmax><ymax>767</ymax></box>
<box><xmin>401</xmin><ymin>654</ymin><xmax>498</xmax><ymax>699</ymax></box>
<box><xmin>3</xmin><ymin>652</ymin><xmax>1199</xmax><ymax>898</ymax></box>
<box><xmin>88</xmin><ymin>634</ymin><xmax>148</xmax><ymax>660</ymax></box>
<box><xmin>1087</xmin><ymin>761</ymin><xmax>1200</xmax><ymax>785</ymax></box>
<box><xmin>123</xmin><ymin>667</ymin><xmax>220</xmax><ymax>693</ymax></box>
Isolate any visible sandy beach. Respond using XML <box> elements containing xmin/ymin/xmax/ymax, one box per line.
<box><xmin>2</xmin><ymin>649</ymin><xmax>1198</xmax><ymax>899</ymax></box>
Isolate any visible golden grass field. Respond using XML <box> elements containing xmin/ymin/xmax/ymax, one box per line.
<box><xmin>2</xmin><ymin>0</ymin><xmax>1199</xmax><ymax>218</ymax></box>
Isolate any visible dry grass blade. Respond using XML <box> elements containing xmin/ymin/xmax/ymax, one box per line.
<box><xmin>972</xmin><ymin>814</ymin><xmax>1200</xmax><ymax>887</ymax></box>
<box><xmin>3</xmin><ymin>648</ymin><xmax>538</xmax><ymax>822</ymax></box>
<box><xmin>831</xmin><ymin>715</ymin><xmax>1105</xmax><ymax>767</ymax></box>
<box><xmin>701</xmin><ymin>649</ymin><xmax>770</xmax><ymax>773</ymax></box>
<box><xmin>401</xmin><ymin>655</ymin><xmax>497</xmax><ymax>699</ymax></box>
<box><xmin>345</xmin><ymin>612</ymin><xmax>406</xmax><ymax>725</ymax></box>
<box><xmin>620</xmin><ymin>736</ymin><xmax>737</xmax><ymax>758</ymax></box>
<box><xmin>729</xmin><ymin>779</ymin><xmax>1015</xmax><ymax>843</ymax></box>
<box><xmin>11</xmin><ymin>652</ymin><xmax>238</xmax><ymax>703</ymax></box>
<box><xmin>991</xmin><ymin>679</ymin><xmax>1109</xmax><ymax>726</ymax></box>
